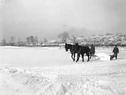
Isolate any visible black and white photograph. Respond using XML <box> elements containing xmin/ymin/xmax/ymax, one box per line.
<box><xmin>0</xmin><ymin>0</ymin><xmax>126</xmax><ymax>95</ymax></box>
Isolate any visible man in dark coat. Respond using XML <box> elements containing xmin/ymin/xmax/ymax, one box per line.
<box><xmin>89</xmin><ymin>44</ymin><xmax>95</xmax><ymax>59</ymax></box>
<box><xmin>113</xmin><ymin>45</ymin><xmax>119</xmax><ymax>59</ymax></box>
<box><xmin>110</xmin><ymin>45</ymin><xmax>119</xmax><ymax>60</ymax></box>
<box><xmin>90</xmin><ymin>44</ymin><xmax>95</xmax><ymax>56</ymax></box>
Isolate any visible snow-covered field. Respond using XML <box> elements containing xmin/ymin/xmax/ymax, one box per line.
<box><xmin>0</xmin><ymin>46</ymin><xmax>126</xmax><ymax>95</ymax></box>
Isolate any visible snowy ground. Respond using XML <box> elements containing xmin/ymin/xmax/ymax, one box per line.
<box><xmin>0</xmin><ymin>46</ymin><xmax>126</xmax><ymax>95</ymax></box>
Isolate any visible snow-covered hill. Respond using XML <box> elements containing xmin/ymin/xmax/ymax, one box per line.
<box><xmin>75</xmin><ymin>33</ymin><xmax>126</xmax><ymax>46</ymax></box>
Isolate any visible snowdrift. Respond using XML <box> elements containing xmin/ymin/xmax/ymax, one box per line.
<box><xmin>0</xmin><ymin>65</ymin><xmax>126</xmax><ymax>95</ymax></box>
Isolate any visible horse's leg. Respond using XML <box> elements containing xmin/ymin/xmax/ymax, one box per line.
<box><xmin>89</xmin><ymin>52</ymin><xmax>92</xmax><ymax>59</ymax></box>
<box><xmin>71</xmin><ymin>53</ymin><xmax>75</xmax><ymax>61</ymax></box>
<box><xmin>71</xmin><ymin>53</ymin><xmax>73</xmax><ymax>61</ymax></box>
<box><xmin>73</xmin><ymin>53</ymin><xmax>75</xmax><ymax>61</ymax></box>
<box><xmin>76</xmin><ymin>53</ymin><xmax>80</xmax><ymax>62</ymax></box>
<box><xmin>81</xmin><ymin>53</ymin><xmax>84</xmax><ymax>62</ymax></box>
<box><xmin>89</xmin><ymin>53</ymin><xmax>91</xmax><ymax>59</ymax></box>
<box><xmin>86</xmin><ymin>52</ymin><xmax>90</xmax><ymax>62</ymax></box>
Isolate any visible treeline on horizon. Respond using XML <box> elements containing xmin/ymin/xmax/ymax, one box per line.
<box><xmin>1</xmin><ymin>32</ymin><xmax>126</xmax><ymax>47</ymax></box>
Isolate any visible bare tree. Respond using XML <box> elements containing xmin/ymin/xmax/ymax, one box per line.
<box><xmin>34</xmin><ymin>36</ymin><xmax>38</xmax><ymax>46</ymax></box>
<box><xmin>71</xmin><ymin>35</ymin><xmax>77</xmax><ymax>44</ymax></box>
<box><xmin>9</xmin><ymin>36</ymin><xmax>16</xmax><ymax>46</ymax></box>
<box><xmin>26</xmin><ymin>36</ymin><xmax>37</xmax><ymax>46</ymax></box>
<box><xmin>26</xmin><ymin>37</ymin><xmax>30</xmax><ymax>45</ymax></box>
<box><xmin>58</xmin><ymin>32</ymin><xmax>69</xmax><ymax>43</ymax></box>
<box><xmin>1</xmin><ymin>39</ymin><xmax>7</xmax><ymax>46</ymax></box>
<box><xmin>29</xmin><ymin>36</ymin><xmax>34</xmax><ymax>45</ymax></box>
<box><xmin>43</xmin><ymin>38</ymin><xmax>48</xmax><ymax>44</ymax></box>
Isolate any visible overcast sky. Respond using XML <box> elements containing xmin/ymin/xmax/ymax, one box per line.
<box><xmin>0</xmin><ymin>0</ymin><xmax>126</xmax><ymax>41</ymax></box>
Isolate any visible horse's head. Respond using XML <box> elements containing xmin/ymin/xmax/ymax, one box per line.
<box><xmin>75</xmin><ymin>43</ymin><xmax>79</xmax><ymax>46</ymax></box>
<box><xmin>65</xmin><ymin>43</ymin><xmax>72</xmax><ymax>52</ymax></box>
<box><xmin>65</xmin><ymin>43</ymin><xmax>69</xmax><ymax>52</ymax></box>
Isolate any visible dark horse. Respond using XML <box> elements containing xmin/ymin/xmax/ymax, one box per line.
<box><xmin>65</xmin><ymin>43</ymin><xmax>79</xmax><ymax>61</ymax></box>
<box><xmin>76</xmin><ymin>45</ymin><xmax>90</xmax><ymax>62</ymax></box>
<box><xmin>65</xmin><ymin>43</ymin><xmax>90</xmax><ymax>62</ymax></box>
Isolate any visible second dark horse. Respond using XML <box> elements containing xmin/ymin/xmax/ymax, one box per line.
<box><xmin>65</xmin><ymin>43</ymin><xmax>90</xmax><ymax>62</ymax></box>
